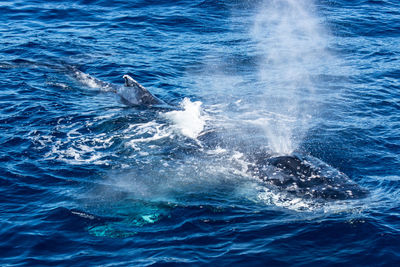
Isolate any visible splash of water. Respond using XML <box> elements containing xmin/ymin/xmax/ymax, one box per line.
<box><xmin>163</xmin><ymin>98</ymin><xmax>206</xmax><ymax>139</ymax></box>
<box><xmin>252</xmin><ymin>0</ymin><xmax>329</xmax><ymax>154</ymax></box>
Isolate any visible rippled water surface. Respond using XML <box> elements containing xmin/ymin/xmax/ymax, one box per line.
<box><xmin>1</xmin><ymin>0</ymin><xmax>399</xmax><ymax>265</ymax></box>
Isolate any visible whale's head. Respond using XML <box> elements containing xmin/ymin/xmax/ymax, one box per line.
<box><xmin>250</xmin><ymin>153</ymin><xmax>369</xmax><ymax>200</ymax></box>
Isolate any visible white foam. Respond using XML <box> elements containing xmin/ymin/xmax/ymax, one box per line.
<box><xmin>256</xmin><ymin>186</ymin><xmax>319</xmax><ymax>211</ymax></box>
<box><xmin>123</xmin><ymin>121</ymin><xmax>172</xmax><ymax>150</ymax></box>
<box><xmin>163</xmin><ymin>98</ymin><xmax>206</xmax><ymax>139</ymax></box>
<box><xmin>28</xmin><ymin>119</ymin><xmax>115</xmax><ymax>166</ymax></box>
<box><xmin>47</xmin><ymin>81</ymin><xmax>71</xmax><ymax>90</ymax></box>
<box><xmin>206</xmin><ymin>146</ymin><xmax>227</xmax><ymax>155</ymax></box>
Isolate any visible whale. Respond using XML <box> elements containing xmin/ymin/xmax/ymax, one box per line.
<box><xmin>0</xmin><ymin>59</ymin><xmax>166</xmax><ymax>107</ymax></box>
<box><xmin>197</xmin><ymin>130</ymin><xmax>368</xmax><ymax>201</ymax></box>
<box><xmin>248</xmin><ymin>153</ymin><xmax>368</xmax><ymax>200</ymax></box>
<box><xmin>68</xmin><ymin>66</ymin><xmax>166</xmax><ymax>106</ymax></box>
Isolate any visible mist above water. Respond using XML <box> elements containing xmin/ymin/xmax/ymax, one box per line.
<box><xmin>250</xmin><ymin>0</ymin><xmax>330</xmax><ymax>154</ymax></box>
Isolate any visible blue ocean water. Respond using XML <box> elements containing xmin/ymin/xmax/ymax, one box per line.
<box><xmin>1</xmin><ymin>0</ymin><xmax>399</xmax><ymax>265</ymax></box>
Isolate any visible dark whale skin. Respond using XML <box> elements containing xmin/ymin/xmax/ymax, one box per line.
<box><xmin>249</xmin><ymin>153</ymin><xmax>368</xmax><ymax>201</ymax></box>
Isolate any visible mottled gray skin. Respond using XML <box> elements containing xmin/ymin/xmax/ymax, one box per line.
<box><xmin>249</xmin><ymin>153</ymin><xmax>368</xmax><ymax>200</ymax></box>
<box><xmin>118</xmin><ymin>75</ymin><xmax>165</xmax><ymax>106</ymax></box>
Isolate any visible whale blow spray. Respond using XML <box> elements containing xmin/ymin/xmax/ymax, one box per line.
<box><xmin>252</xmin><ymin>0</ymin><xmax>329</xmax><ymax>154</ymax></box>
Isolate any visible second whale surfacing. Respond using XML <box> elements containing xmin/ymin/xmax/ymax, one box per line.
<box><xmin>248</xmin><ymin>153</ymin><xmax>368</xmax><ymax>201</ymax></box>
<box><xmin>69</xmin><ymin>66</ymin><xmax>166</xmax><ymax>106</ymax></box>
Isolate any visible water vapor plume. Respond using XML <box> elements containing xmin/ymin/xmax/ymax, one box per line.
<box><xmin>251</xmin><ymin>0</ymin><xmax>330</xmax><ymax>154</ymax></box>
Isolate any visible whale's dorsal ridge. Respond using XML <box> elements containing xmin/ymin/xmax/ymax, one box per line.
<box><xmin>120</xmin><ymin>74</ymin><xmax>164</xmax><ymax>106</ymax></box>
<box><xmin>123</xmin><ymin>74</ymin><xmax>141</xmax><ymax>88</ymax></box>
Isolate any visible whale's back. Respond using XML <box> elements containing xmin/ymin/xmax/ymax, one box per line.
<box><xmin>250</xmin><ymin>154</ymin><xmax>368</xmax><ymax>200</ymax></box>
